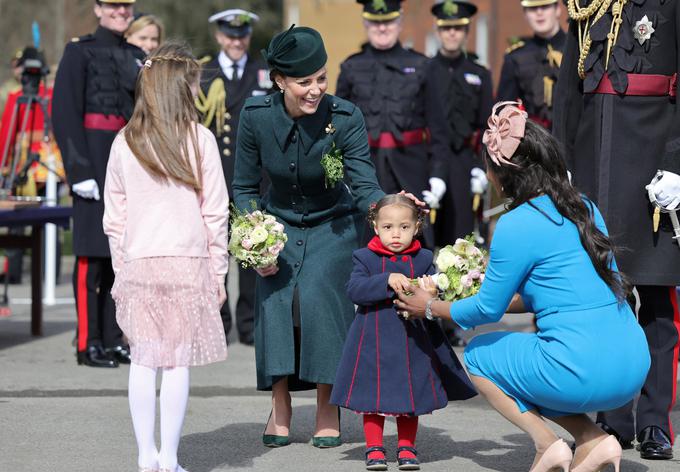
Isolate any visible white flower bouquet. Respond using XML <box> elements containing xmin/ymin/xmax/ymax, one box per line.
<box><xmin>435</xmin><ymin>236</ymin><xmax>488</xmax><ymax>302</ymax></box>
<box><xmin>228</xmin><ymin>206</ymin><xmax>288</xmax><ymax>269</ymax></box>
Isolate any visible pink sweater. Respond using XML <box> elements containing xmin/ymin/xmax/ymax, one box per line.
<box><xmin>103</xmin><ymin>124</ymin><xmax>229</xmax><ymax>280</ymax></box>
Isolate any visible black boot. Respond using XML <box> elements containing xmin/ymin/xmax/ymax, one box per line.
<box><xmin>637</xmin><ymin>426</ymin><xmax>673</xmax><ymax>460</ymax></box>
<box><xmin>106</xmin><ymin>345</ymin><xmax>131</xmax><ymax>364</ymax></box>
<box><xmin>77</xmin><ymin>345</ymin><xmax>118</xmax><ymax>368</ymax></box>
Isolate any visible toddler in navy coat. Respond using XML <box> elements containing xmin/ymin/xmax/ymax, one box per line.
<box><xmin>331</xmin><ymin>194</ymin><xmax>476</xmax><ymax>471</ymax></box>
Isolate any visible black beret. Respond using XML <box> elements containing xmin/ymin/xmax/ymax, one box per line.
<box><xmin>357</xmin><ymin>0</ymin><xmax>404</xmax><ymax>21</ymax></box>
<box><xmin>431</xmin><ymin>1</ymin><xmax>477</xmax><ymax>27</ymax></box>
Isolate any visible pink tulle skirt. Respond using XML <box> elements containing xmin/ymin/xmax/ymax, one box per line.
<box><xmin>111</xmin><ymin>256</ymin><xmax>227</xmax><ymax>368</ymax></box>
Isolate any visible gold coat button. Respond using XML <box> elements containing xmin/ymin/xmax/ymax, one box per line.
<box><xmin>225</xmin><ymin>113</ymin><xmax>232</xmax><ymax>120</ymax></box>
<box><xmin>223</xmin><ymin>149</ymin><xmax>231</xmax><ymax>157</ymax></box>
<box><xmin>222</xmin><ymin>136</ymin><xmax>231</xmax><ymax>145</ymax></box>
<box><xmin>223</xmin><ymin>124</ymin><xmax>232</xmax><ymax>132</ymax></box>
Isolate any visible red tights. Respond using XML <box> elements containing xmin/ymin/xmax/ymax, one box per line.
<box><xmin>363</xmin><ymin>414</ymin><xmax>418</xmax><ymax>460</ymax></box>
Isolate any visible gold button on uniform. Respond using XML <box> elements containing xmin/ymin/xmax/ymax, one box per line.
<box><xmin>225</xmin><ymin>113</ymin><xmax>232</xmax><ymax>120</ymax></box>
<box><xmin>223</xmin><ymin>124</ymin><xmax>232</xmax><ymax>132</ymax></box>
<box><xmin>222</xmin><ymin>136</ymin><xmax>231</xmax><ymax>145</ymax></box>
<box><xmin>223</xmin><ymin>149</ymin><xmax>231</xmax><ymax>157</ymax></box>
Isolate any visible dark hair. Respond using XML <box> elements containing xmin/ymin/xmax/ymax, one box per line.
<box><xmin>483</xmin><ymin>120</ymin><xmax>631</xmax><ymax>302</ymax></box>
<box><xmin>367</xmin><ymin>194</ymin><xmax>427</xmax><ymax>235</ymax></box>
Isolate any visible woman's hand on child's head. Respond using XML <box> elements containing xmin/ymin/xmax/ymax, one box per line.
<box><xmin>418</xmin><ymin>275</ymin><xmax>438</xmax><ymax>297</ymax></box>
<box><xmin>255</xmin><ymin>264</ymin><xmax>279</xmax><ymax>277</ymax></box>
<box><xmin>388</xmin><ymin>273</ymin><xmax>412</xmax><ymax>293</ymax></box>
<box><xmin>398</xmin><ymin>190</ymin><xmax>429</xmax><ymax>213</ymax></box>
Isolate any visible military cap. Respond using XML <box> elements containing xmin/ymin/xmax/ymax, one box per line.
<box><xmin>97</xmin><ymin>0</ymin><xmax>136</xmax><ymax>4</ymax></box>
<box><xmin>520</xmin><ymin>0</ymin><xmax>558</xmax><ymax>7</ymax></box>
<box><xmin>431</xmin><ymin>1</ymin><xmax>477</xmax><ymax>27</ymax></box>
<box><xmin>209</xmin><ymin>9</ymin><xmax>260</xmax><ymax>38</ymax></box>
<box><xmin>357</xmin><ymin>0</ymin><xmax>404</xmax><ymax>22</ymax></box>
<box><xmin>261</xmin><ymin>25</ymin><xmax>327</xmax><ymax>78</ymax></box>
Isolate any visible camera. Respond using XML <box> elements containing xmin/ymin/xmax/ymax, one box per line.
<box><xmin>18</xmin><ymin>47</ymin><xmax>49</xmax><ymax>96</ymax></box>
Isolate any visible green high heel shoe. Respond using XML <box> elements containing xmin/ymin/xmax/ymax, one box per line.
<box><xmin>312</xmin><ymin>408</ymin><xmax>342</xmax><ymax>448</ymax></box>
<box><xmin>262</xmin><ymin>409</ymin><xmax>290</xmax><ymax>448</ymax></box>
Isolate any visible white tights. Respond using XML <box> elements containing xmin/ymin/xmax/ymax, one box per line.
<box><xmin>128</xmin><ymin>363</ymin><xmax>190</xmax><ymax>471</ymax></box>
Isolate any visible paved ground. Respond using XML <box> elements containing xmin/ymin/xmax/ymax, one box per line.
<box><xmin>0</xmin><ymin>257</ymin><xmax>678</xmax><ymax>471</ymax></box>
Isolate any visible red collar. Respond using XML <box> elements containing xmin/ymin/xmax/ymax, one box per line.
<box><xmin>367</xmin><ymin>236</ymin><xmax>421</xmax><ymax>256</ymax></box>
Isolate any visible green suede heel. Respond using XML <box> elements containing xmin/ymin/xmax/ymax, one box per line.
<box><xmin>262</xmin><ymin>434</ymin><xmax>291</xmax><ymax>448</ymax></box>
<box><xmin>262</xmin><ymin>409</ymin><xmax>290</xmax><ymax>448</ymax></box>
<box><xmin>312</xmin><ymin>408</ymin><xmax>342</xmax><ymax>448</ymax></box>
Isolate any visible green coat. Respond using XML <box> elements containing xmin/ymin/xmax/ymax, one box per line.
<box><xmin>233</xmin><ymin>92</ymin><xmax>384</xmax><ymax>390</ymax></box>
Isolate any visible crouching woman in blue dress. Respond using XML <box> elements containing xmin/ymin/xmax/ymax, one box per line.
<box><xmin>395</xmin><ymin>102</ymin><xmax>650</xmax><ymax>472</ymax></box>
<box><xmin>331</xmin><ymin>194</ymin><xmax>477</xmax><ymax>471</ymax></box>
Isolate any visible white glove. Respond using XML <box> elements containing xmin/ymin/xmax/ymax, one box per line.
<box><xmin>470</xmin><ymin>167</ymin><xmax>488</xmax><ymax>194</ymax></box>
<box><xmin>650</xmin><ymin>171</ymin><xmax>680</xmax><ymax>210</ymax></box>
<box><xmin>72</xmin><ymin>179</ymin><xmax>100</xmax><ymax>201</ymax></box>
<box><xmin>422</xmin><ymin>177</ymin><xmax>447</xmax><ymax>209</ymax></box>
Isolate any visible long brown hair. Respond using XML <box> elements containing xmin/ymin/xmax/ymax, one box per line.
<box><xmin>124</xmin><ymin>42</ymin><xmax>202</xmax><ymax>191</ymax></box>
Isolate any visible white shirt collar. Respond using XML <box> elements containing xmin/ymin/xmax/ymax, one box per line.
<box><xmin>218</xmin><ymin>51</ymin><xmax>248</xmax><ymax>79</ymax></box>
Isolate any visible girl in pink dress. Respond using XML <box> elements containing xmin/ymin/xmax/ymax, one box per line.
<box><xmin>103</xmin><ymin>43</ymin><xmax>229</xmax><ymax>472</ymax></box>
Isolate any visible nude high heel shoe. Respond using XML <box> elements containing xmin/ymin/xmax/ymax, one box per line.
<box><xmin>530</xmin><ymin>439</ymin><xmax>573</xmax><ymax>472</ymax></box>
<box><xmin>571</xmin><ymin>435</ymin><xmax>622</xmax><ymax>472</ymax></box>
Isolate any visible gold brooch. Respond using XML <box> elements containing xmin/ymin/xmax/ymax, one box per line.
<box><xmin>325</xmin><ymin>123</ymin><xmax>336</xmax><ymax>135</ymax></box>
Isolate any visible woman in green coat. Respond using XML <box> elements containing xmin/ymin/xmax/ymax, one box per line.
<box><xmin>232</xmin><ymin>26</ymin><xmax>386</xmax><ymax>448</ymax></box>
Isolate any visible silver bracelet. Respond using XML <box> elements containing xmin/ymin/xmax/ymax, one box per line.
<box><xmin>425</xmin><ymin>298</ymin><xmax>437</xmax><ymax>321</ymax></box>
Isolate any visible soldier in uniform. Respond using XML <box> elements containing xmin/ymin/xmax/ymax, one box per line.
<box><xmin>53</xmin><ymin>0</ymin><xmax>143</xmax><ymax>367</ymax></box>
<box><xmin>554</xmin><ymin>0</ymin><xmax>680</xmax><ymax>461</ymax></box>
<box><xmin>197</xmin><ymin>8</ymin><xmax>271</xmax><ymax>346</ymax></box>
<box><xmin>336</xmin><ymin>0</ymin><xmax>451</xmax><ymax>248</ymax></box>
<box><xmin>497</xmin><ymin>0</ymin><xmax>566</xmax><ymax>129</ymax></box>
<box><xmin>426</xmin><ymin>0</ymin><xmax>493</xmax><ymax>347</ymax></box>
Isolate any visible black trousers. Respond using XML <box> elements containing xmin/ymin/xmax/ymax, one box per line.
<box><xmin>220</xmin><ymin>264</ymin><xmax>255</xmax><ymax>342</ymax></box>
<box><xmin>596</xmin><ymin>285</ymin><xmax>680</xmax><ymax>441</ymax></box>
<box><xmin>72</xmin><ymin>256</ymin><xmax>122</xmax><ymax>351</ymax></box>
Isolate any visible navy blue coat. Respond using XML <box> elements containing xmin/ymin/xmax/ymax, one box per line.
<box><xmin>331</xmin><ymin>240</ymin><xmax>477</xmax><ymax>416</ymax></box>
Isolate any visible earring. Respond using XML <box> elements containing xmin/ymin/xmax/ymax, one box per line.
<box><xmin>280</xmin><ymin>89</ymin><xmax>284</xmax><ymax>94</ymax></box>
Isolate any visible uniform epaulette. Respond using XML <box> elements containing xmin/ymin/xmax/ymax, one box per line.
<box><xmin>244</xmin><ymin>94</ymin><xmax>273</xmax><ymax>109</ymax></box>
<box><xmin>198</xmin><ymin>55</ymin><xmax>212</xmax><ymax>65</ymax></box>
<box><xmin>329</xmin><ymin>96</ymin><xmax>354</xmax><ymax>115</ymax></box>
<box><xmin>72</xmin><ymin>34</ymin><xmax>94</xmax><ymax>43</ymax></box>
<box><xmin>505</xmin><ymin>40</ymin><xmax>526</xmax><ymax>54</ymax></box>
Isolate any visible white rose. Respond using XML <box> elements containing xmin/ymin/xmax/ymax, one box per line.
<box><xmin>250</xmin><ymin>226</ymin><xmax>268</xmax><ymax>244</ymax></box>
<box><xmin>436</xmin><ymin>273</ymin><xmax>450</xmax><ymax>291</ymax></box>
<box><xmin>436</xmin><ymin>249</ymin><xmax>456</xmax><ymax>271</ymax></box>
<box><xmin>452</xmin><ymin>238</ymin><xmax>471</xmax><ymax>255</ymax></box>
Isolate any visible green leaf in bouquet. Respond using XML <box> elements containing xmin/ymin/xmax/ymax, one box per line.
<box><xmin>320</xmin><ymin>141</ymin><xmax>344</xmax><ymax>188</ymax></box>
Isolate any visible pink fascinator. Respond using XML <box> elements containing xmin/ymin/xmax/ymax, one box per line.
<box><xmin>482</xmin><ymin>101</ymin><xmax>528</xmax><ymax>167</ymax></box>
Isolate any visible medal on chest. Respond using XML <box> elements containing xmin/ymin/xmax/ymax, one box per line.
<box><xmin>633</xmin><ymin>15</ymin><xmax>655</xmax><ymax>46</ymax></box>
<box><xmin>257</xmin><ymin>69</ymin><xmax>273</xmax><ymax>89</ymax></box>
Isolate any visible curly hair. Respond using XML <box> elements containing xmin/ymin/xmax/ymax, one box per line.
<box><xmin>367</xmin><ymin>194</ymin><xmax>428</xmax><ymax>235</ymax></box>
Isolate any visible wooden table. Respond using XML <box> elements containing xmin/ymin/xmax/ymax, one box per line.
<box><xmin>0</xmin><ymin>205</ymin><xmax>72</xmax><ymax>335</ymax></box>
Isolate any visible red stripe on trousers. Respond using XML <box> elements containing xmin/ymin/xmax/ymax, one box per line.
<box><xmin>76</xmin><ymin>258</ymin><xmax>89</xmax><ymax>352</ymax></box>
<box><xmin>668</xmin><ymin>287</ymin><xmax>680</xmax><ymax>443</ymax></box>
<box><xmin>345</xmin><ymin>310</ymin><xmax>368</xmax><ymax>408</ymax></box>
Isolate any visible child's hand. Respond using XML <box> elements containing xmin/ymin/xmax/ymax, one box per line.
<box><xmin>389</xmin><ymin>273</ymin><xmax>412</xmax><ymax>293</ymax></box>
<box><xmin>418</xmin><ymin>275</ymin><xmax>438</xmax><ymax>297</ymax></box>
<box><xmin>218</xmin><ymin>283</ymin><xmax>227</xmax><ymax>306</ymax></box>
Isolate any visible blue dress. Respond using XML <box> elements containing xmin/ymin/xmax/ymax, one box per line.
<box><xmin>453</xmin><ymin>196</ymin><xmax>650</xmax><ymax>417</ymax></box>
<box><xmin>331</xmin><ymin>239</ymin><xmax>477</xmax><ymax>416</ymax></box>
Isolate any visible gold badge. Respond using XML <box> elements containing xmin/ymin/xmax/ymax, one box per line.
<box><xmin>325</xmin><ymin>123</ymin><xmax>336</xmax><ymax>135</ymax></box>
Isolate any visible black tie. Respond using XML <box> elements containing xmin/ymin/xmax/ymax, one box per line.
<box><xmin>230</xmin><ymin>63</ymin><xmax>240</xmax><ymax>82</ymax></box>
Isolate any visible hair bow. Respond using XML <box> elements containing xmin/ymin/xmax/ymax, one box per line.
<box><xmin>482</xmin><ymin>101</ymin><xmax>528</xmax><ymax>167</ymax></box>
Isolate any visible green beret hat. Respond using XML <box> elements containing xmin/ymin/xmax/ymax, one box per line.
<box><xmin>261</xmin><ymin>25</ymin><xmax>327</xmax><ymax>78</ymax></box>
